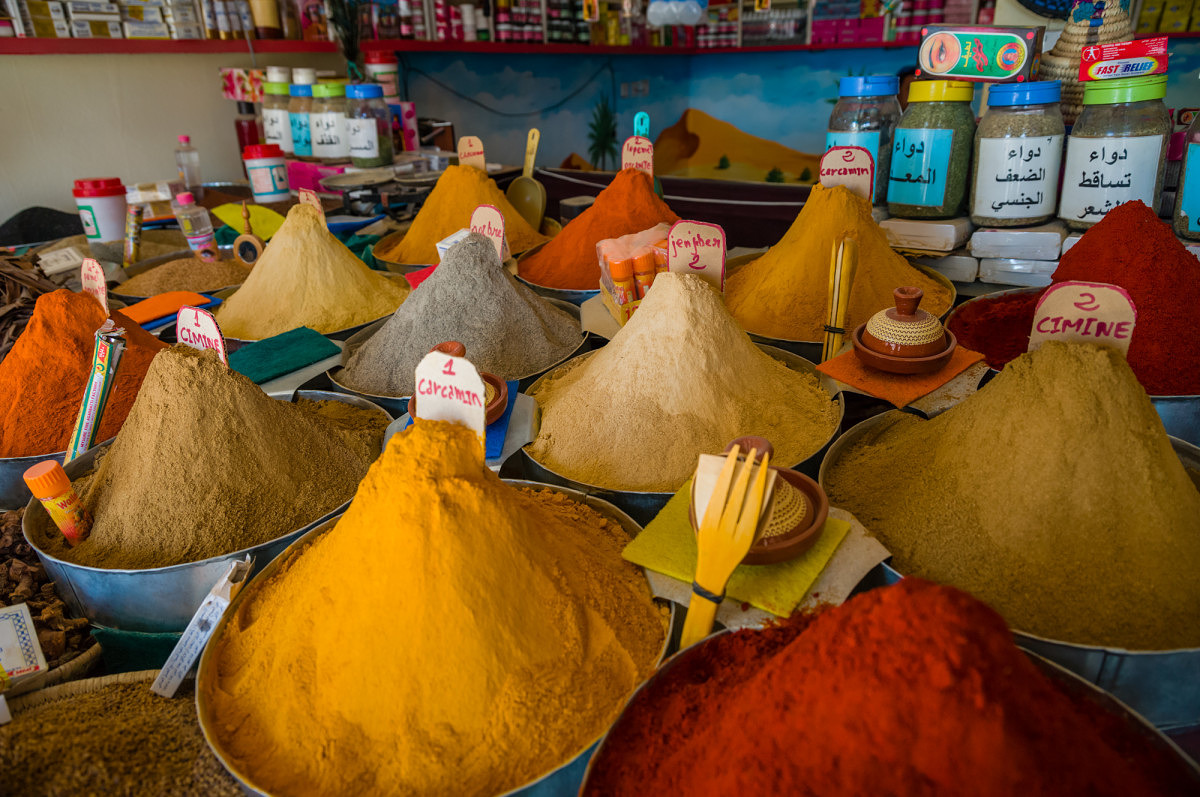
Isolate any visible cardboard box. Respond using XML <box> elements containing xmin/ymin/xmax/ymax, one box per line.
<box><xmin>70</xmin><ymin>16</ymin><xmax>120</xmax><ymax>32</ymax></box>
<box><xmin>122</xmin><ymin>17</ymin><xmax>166</xmax><ymax>33</ymax></box>
<box><xmin>121</xmin><ymin>4</ymin><xmax>162</xmax><ymax>20</ymax></box>
<box><xmin>168</xmin><ymin>20</ymin><xmax>202</xmax><ymax>35</ymax></box>
<box><xmin>64</xmin><ymin>0</ymin><xmax>118</xmax><ymax>13</ymax></box>
<box><xmin>916</xmin><ymin>24</ymin><xmax>1045</xmax><ymax>82</ymax></box>
<box><xmin>21</xmin><ymin>0</ymin><xmax>64</xmax><ymax>19</ymax></box>
<box><xmin>26</xmin><ymin>14</ymin><xmax>69</xmax><ymax>34</ymax></box>
<box><xmin>1078</xmin><ymin>36</ymin><xmax>1167</xmax><ymax>80</ymax></box>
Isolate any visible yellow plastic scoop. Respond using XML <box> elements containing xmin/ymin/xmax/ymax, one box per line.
<box><xmin>506</xmin><ymin>128</ymin><xmax>547</xmax><ymax>230</ymax></box>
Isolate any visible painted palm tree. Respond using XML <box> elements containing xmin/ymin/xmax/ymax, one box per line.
<box><xmin>587</xmin><ymin>96</ymin><xmax>619</xmax><ymax>171</ymax></box>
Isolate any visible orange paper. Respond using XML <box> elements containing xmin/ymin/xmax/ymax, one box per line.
<box><xmin>817</xmin><ymin>346</ymin><xmax>985</xmax><ymax>408</ymax></box>
<box><xmin>121</xmin><ymin>291</ymin><xmax>212</xmax><ymax>325</ymax></box>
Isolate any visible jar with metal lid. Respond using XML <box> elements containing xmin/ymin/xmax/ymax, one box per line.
<box><xmin>262</xmin><ymin>82</ymin><xmax>294</xmax><ymax>156</ymax></box>
<box><xmin>888</xmin><ymin>80</ymin><xmax>976</xmax><ymax>219</ymax></box>
<box><xmin>827</xmin><ymin>75</ymin><xmax>902</xmax><ymax>205</ymax></box>
<box><xmin>1058</xmin><ymin>74</ymin><xmax>1170</xmax><ymax>231</ymax></box>
<box><xmin>1172</xmin><ymin>109</ymin><xmax>1200</xmax><ymax>241</ymax></box>
<box><xmin>288</xmin><ymin>84</ymin><xmax>315</xmax><ymax>161</ymax></box>
<box><xmin>971</xmin><ymin>80</ymin><xmax>1065</xmax><ymax>227</ymax></box>
<box><xmin>311</xmin><ymin>82</ymin><xmax>350</xmax><ymax>163</ymax></box>
<box><xmin>345</xmin><ymin>83</ymin><xmax>395</xmax><ymax>168</ymax></box>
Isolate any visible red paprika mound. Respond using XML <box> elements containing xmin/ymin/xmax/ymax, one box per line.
<box><xmin>0</xmin><ymin>290</ymin><xmax>167</xmax><ymax>458</ymax></box>
<box><xmin>517</xmin><ymin>169</ymin><xmax>678</xmax><ymax>290</ymax></box>
<box><xmin>948</xmin><ymin>201</ymin><xmax>1200</xmax><ymax>395</ymax></box>
<box><xmin>584</xmin><ymin>579</ymin><xmax>1195</xmax><ymax>797</ymax></box>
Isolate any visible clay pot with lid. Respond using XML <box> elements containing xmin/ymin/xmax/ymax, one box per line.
<box><xmin>853</xmin><ymin>287</ymin><xmax>957</xmax><ymax>375</ymax></box>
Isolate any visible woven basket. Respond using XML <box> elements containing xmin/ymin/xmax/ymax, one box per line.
<box><xmin>3</xmin><ymin>642</ymin><xmax>102</xmax><ymax>699</ymax></box>
<box><xmin>1038</xmin><ymin>1</ymin><xmax>1134</xmax><ymax>124</ymax></box>
<box><xmin>8</xmin><ymin>669</ymin><xmax>158</xmax><ymax>714</ymax></box>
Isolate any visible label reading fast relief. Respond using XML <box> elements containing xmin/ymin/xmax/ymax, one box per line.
<box><xmin>888</xmin><ymin>129</ymin><xmax>952</xmax><ymax>207</ymax></box>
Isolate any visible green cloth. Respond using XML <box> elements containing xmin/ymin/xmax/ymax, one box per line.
<box><xmin>91</xmin><ymin>626</ymin><xmax>181</xmax><ymax>673</ymax></box>
<box><xmin>622</xmin><ymin>479</ymin><xmax>852</xmax><ymax>617</ymax></box>
<box><xmin>228</xmin><ymin>326</ymin><xmax>340</xmax><ymax>384</ymax></box>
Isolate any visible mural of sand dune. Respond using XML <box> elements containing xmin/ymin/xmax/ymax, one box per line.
<box><xmin>654</xmin><ymin>108</ymin><xmax>822</xmax><ymax>184</ymax></box>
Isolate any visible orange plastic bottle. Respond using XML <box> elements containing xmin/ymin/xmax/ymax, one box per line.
<box><xmin>24</xmin><ymin>461</ymin><xmax>91</xmax><ymax>546</ymax></box>
<box><xmin>633</xmin><ymin>251</ymin><xmax>657</xmax><ymax>298</ymax></box>
<box><xmin>610</xmin><ymin>257</ymin><xmax>638</xmax><ymax>305</ymax></box>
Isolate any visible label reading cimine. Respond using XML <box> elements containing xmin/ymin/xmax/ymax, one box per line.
<box><xmin>1028</xmin><ymin>281</ymin><xmax>1137</xmax><ymax>356</ymax></box>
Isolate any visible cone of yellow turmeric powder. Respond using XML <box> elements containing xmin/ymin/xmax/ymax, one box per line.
<box><xmin>216</xmin><ymin>204</ymin><xmax>409</xmax><ymax>340</ymax></box>
<box><xmin>725</xmin><ymin>184</ymin><xmax>954</xmax><ymax>341</ymax></box>
<box><xmin>201</xmin><ymin>420</ymin><xmax>667</xmax><ymax>797</ymax></box>
<box><xmin>375</xmin><ymin>165</ymin><xmax>547</xmax><ymax>264</ymax></box>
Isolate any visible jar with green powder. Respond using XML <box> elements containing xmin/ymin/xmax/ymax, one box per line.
<box><xmin>888</xmin><ymin>80</ymin><xmax>976</xmax><ymax>220</ymax></box>
<box><xmin>1058</xmin><ymin>75</ymin><xmax>1170</xmax><ymax>231</ymax></box>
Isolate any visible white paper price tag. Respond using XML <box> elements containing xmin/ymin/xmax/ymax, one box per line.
<box><xmin>176</xmin><ymin>306</ymin><xmax>228</xmax><ymax>365</ymax></box>
<box><xmin>820</xmin><ymin>146</ymin><xmax>875</xmax><ymax>202</ymax></box>
<box><xmin>0</xmin><ymin>603</ymin><xmax>47</xmax><ymax>683</ymax></box>
<box><xmin>298</xmin><ymin>188</ymin><xmax>326</xmax><ymax>221</ymax></box>
<box><xmin>1028</xmin><ymin>281</ymin><xmax>1137</xmax><ymax>356</ymax></box>
<box><xmin>667</xmin><ymin>220</ymin><xmax>727</xmax><ymax>291</ymax></box>
<box><xmin>469</xmin><ymin>204</ymin><xmax>510</xmax><ymax>262</ymax></box>
<box><xmin>80</xmin><ymin>258</ymin><xmax>109</xmax><ymax>315</ymax></box>
<box><xmin>152</xmin><ymin>558</ymin><xmax>253</xmax><ymax>699</ymax></box>
<box><xmin>457</xmin><ymin>136</ymin><xmax>486</xmax><ymax>171</ymax></box>
<box><xmin>621</xmin><ymin>136</ymin><xmax>654</xmax><ymax>176</ymax></box>
<box><xmin>412</xmin><ymin>350</ymin><xmax>486</xmax><ymax>445</ymax></box>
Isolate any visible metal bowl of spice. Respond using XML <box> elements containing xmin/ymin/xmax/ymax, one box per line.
<box><xmin>514</xmin><ymin>242</ymin><xmax>602</xmax><ymax>306</ymax></box>
<box><xmin>195</xmin><ymin>480</ymin><xmax>677</xmax><ymax>797</ymax></box>
<box><xmin>519</xmin><ymin>344</ymin><xmax>844</xmax><ymax>526</ymax></box>
<box><xmin>0</xmin><ymin>439</ymin><xmax>115</xmax><ymax>511</ymax></box>
<box><xmin>819</xmin><ymin>410</ymin><xmax>1200</xmax><ymax>731</ymax></box>
<box><xmin>20</xmin><ymin>391</ymin><xmax>393</xmax><ymax>633</ymax></box>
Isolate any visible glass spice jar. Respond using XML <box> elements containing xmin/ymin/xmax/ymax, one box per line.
<box><xmin>971</xmin><ymin>81</ymin><xmax>1065</xmax><ymax>227</ymax></box>
<box><xmin>1173</xmin><ymin>109</ymin><xmax>1200</xmax><ymax>241</ymax></box>
<box><xmin>288</xmin><ymin>83</ymin><xmax>315</xmax><ymax>161</ymax></box>
<box><xmin>346</xmin><ymin>83</ymin><xmax>395</xmax><ymax>168</ymax></box>
<box><xmin>826</xmin><ymin>75</ymin><xmax>902</xmax><ymax>205</ymax></box>
<box><xmin>311</xmin><ymin>82</ymin><xmax>350</xmax><ymax>163</ymax></box>
<box><xmin>888</xmin><ymin>80</ymin><xmax>976</xmax><ymax>220</ymax></box>
<box><xmin>262</xmin><ymin>82</ymin><xmax>294</xmax><ymax>156</ymax></box>
<box><xmin>1058</xmin><ymin>75</ymin><xmax>1170</xmax><ymax>231</ymax></box>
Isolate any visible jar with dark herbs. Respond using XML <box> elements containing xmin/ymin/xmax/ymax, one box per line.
<box><xmin>888</xmin><ymin>80</ymin><xmax>976</xmax><ymax>219</ymax></box>
<box><xmin>827</xmin><ymin>75</ymin><xmax>902</xmax><ymax>205</ymax></box>
<box><xmin>1173</xmin><ymin>109</ymin><xmax>1200</xmax><ymax>241</ymax></box>
<box><xmin>346</xmin><ymin>83</ymin><xmax>395</xmax><ymax>169</ymax></box>
<box><xmin>1058</xmin><ymin>75</ymin><xmax>1170</xmax><ymax>231</ymax></box>
<box><xmin>261</xmin><ymin>82</ymin><xmax>293</xmax><ymax>156</ymax></box>
<box><xmin>971</xmin><ymin>81</ymin><xmax>1065</xmax><ymax>227</ymax></box>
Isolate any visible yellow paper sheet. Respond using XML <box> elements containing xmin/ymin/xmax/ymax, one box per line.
<box><xmin>211</xmin><ymin>203</ymin><xmax>286</xmax><ymax>240</ymax></box>
<box><xmin>623</xmin><ymin>480</ymin><xmax>851</xmax><ymax>617</ymax></box>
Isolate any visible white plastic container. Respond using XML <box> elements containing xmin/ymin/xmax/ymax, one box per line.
<box><xmin>242</xmin><ymin>144</ymin><xmax>290</xmax><ymax>202</ymax></box>
<box><xmin>174</xmin><ymin>134</ymin><xmax>202</xmax><ymax>197</ymax></box>
<box><xmin>978</xmin><ymin>257</ymin><xmax>1056</xmax><ymax>287</ymax></box>
<box><xmin>915</xmin><ymin>249</ymin><xmax>979</xmax><ymax>283</ymax></box>
<box><xmin>72</xmin><ymin>177</ymin><xmax>126</xmax><ymax>259</ymax></box>
<box><xmin>879</xmin><ymin>216</ymin><xmax>974</xmax><ymax>252</ymax></box>
<box><xmin>968</xmin><ymin>220</ymin><xmax>1068</xmax><ymax>261</ymax></box>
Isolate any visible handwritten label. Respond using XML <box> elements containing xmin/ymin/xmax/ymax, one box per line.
<box><xmin>1058</xmin><ymin>135</ymin><xmax>1164</xmax><ymax>224</ymax></box>
<box><xmin>0</xmin><ymin>604</ymin><xmax>47</xmax><ymax>683</ymax></box>
<box><xmin>412</xmin><ymin>350</ymin><xmax>486</xmax><ymax>445</ymax></box>
<box><xmin>819</xmin><ymin>146</ymin><xmax>875</xmax><ymax>202</ymax></box>
<box><xmin>972</xmin><ymin>135</ymin><xmax>1063</xmax><ymax>220</ymax></box>
<box><xmin>1179</xmin><ymin>142</ymin><xmax>1200</xmax><ymax>235</ymax></box>
<box><xmin>667</xmin><ymin>220</ymin><xmax>726</xmax><ymax>291</ymax></box>
<box><xmin>621</xmin><ymin>136</ymin><xmax>654</xmax><ymax>176</ymax></box>
<box><xmin>1028</xmin><ymin>281</ymin><xmax>1137</xmax><ymax>356</ymax></box>
<box><xmin>633</xmin><ymin>112</ymin><xmax>650</xmax><ymax>139</ymax></box>
<box><xmin>262</xmin><ymin>107</ymin><xmax>293</xmax><ymax>151</ymax></box>
<box><xmin>298</xmin><ymin>188</ymin><xmax>326</xmax><ymax>222</ymax></box>
<box><xmin>457</xmin><ymin>136</ymin><xmax>486</xmax><ymax>170</ymax></box>
<box><xmin>469</xmin><ymin>204</ymin><xmax>510</xmax><ymax>261</ymax></box>
<box><xmin>80</xmin><ymin>258</ymin><xmax>109</xmax><ymax>315</ymax></box>
<box><xmin>176</xmin><ymin>306</ymin><xmax>228</xmax><ymax>365</ymax></box>
<box><xmin>310</xmin><ymin>111</ymin><xmax>348</xmax><ymax>160</ymax></box>
<box><xmin>888</xmin><ymin>129</ymin><xmax>952</xmax><ymax>207</ymax></box>
<box><xmin>825</xmin><ymin>132</ymin><xmax>880</xmax><ymax>199</ymax></box>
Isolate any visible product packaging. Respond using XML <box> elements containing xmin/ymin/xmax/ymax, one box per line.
<box><xmin>916</xmin><ymin>24</ymin><xmax>1045</xmax><ymax>82</ymax></box>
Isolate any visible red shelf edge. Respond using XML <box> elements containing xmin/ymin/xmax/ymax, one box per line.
<box><xmin>0</xmin><ymin>37</ymin><xmax>337</xmax><ymax>55</ymax></box>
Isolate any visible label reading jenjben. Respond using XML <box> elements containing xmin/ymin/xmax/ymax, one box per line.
<box><xmin>1058</xmin><ymin>134</ymin><xmax>1163</xmax><ymax>223</ymax></box>
<box><xmin>973</xmin><ymin>135</ymin><xmax>1063</xmax><ymax>219</ymax></box>
<box><xmin>888</xmin><ymin>129</ymin><xmax>953</xmax><ymax>207</ymax></box>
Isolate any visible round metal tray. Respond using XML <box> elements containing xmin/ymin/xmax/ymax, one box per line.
<box><xmin>819</xmin><ymin>410</ymin><xmax>1200</xmax><ymax>731</ymax></box>
<box><xmin>195</xmin><ymin>479</ymin><xmax>677</xmax><ymax>797</ymax></box>
<box><xmin>20</xmin><ymin>391</ymin><xmax>392</xmax><ymax>633</ymax></box>
<box><xmin>519</xmin><ymin>344</ymin><xmax>844</xmax><ymax>526</ymax></box>
<box><xmin>578</xmin><ymin>626</ymin><xmax>1200</xmax><ymax>791</ymax></box>
<box><xmin>513</xmin><ymin>240</ymin><xmax>600</xmax><ymax>306</ymax></box>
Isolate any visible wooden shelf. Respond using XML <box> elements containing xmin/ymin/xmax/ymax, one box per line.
<box><xmin>0</xmin><ymin>37</ymin><xmax>337</xmax><ymax>55</ymax></box>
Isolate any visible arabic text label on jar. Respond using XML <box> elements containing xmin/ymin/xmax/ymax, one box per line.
<box><xmin>262</xmin><ymin>82</ymin><xmax>294</xmax><ymax>156</ymax></box>
<box><xmin>887</xmin><ymin>80</ymin><xmax>976</xmax><ymax>220</ymax></box>
<box><xmin>288</xmin><ymin>84</ymin><xmax>315</xmax><ymax>161</ymax></box>
<box><xmin>971</xmin><ymin>81</ymin><xmax>1065</xmax><ymax>227</ymax></box>
<box><xmin>826</xmin><ymin>75</ymin><xmax>902</xmax><ymax>205</ymax></box>
<box><xmin>346</xmin><ymin>83</ymin><xmax>395</xmax><ymax>169</ymax></box>
<box><xmin>1057</xmin><ymin>75</ymin><xmax>1170</xmax><ymax>231</ymax></box>
<box><xmin>1173</xmin><ymin>109</ymin><xmax>1200</xmax><ymax>241</ymax></box>
<box><xmin>311</xmin><ymin>82</ymin><xmax>350</xmax><ymax>163</ymax></box>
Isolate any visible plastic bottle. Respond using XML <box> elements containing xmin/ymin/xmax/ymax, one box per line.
<box><xmin>632</xmin><ymin>251</ymin><xmax>656</xmax><ymax>297</ymax></box>
<box><xmin>174</xmin><ymin>191</ymin><xmax>217</xmax><ymax>256</ymax></box>
<box><xmin>24</xmin><ymin>461</ymin><xmax>91</xmax><ymax>546</ymax></box>
<box><xmin>610</xmin><ymin>257</ymin><xmax>638</xmax><ymax>304</ymax></box>
<box><xmin>175</xmin><ymin>135</ymin><xmax>203</xmax><ymax>199</ymax></box>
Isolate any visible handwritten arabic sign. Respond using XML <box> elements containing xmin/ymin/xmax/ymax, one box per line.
<box><xmin>1058</xmin><ymin>135</ymin><xmax>1164</xmax><ymax>225</ymax></box>
<box><xmin>469</xmin><ymin>204</ymin><xmax>510</xmax><ymax>262</ymax></box>
<box><xmin>972</xmin><ymin>135</ymin><xmax>1062</xmax><ymax>220</ymax></box>
<box><xmin>887</xmin><ymin>129</ymin><xmax>951</xmax><ymax>208</ymax></box>
<box><xmin>457</xmin><ymin>136</ymin><xmax>486</xmax><ymax>170</ymax></box>
<box><xmin>820</xmin><ymin>146</ymin><xmax>874</xmax><ymax>202</ymax></box>
<box><xmin>412</xmin><ymin>349</ymin><xmax>486</xmax><ymax>445</ymax></box>
<box><xmin>176</xmin><ymin>306</ymin><xmax>229</xmax><ymax>365</ymax></box>
<box><xmin>621</xmin><ymin>136</ymin><xmax>654</xmax><ymax>176</ymax></box>
<box><xmin>80</xmin><ymin>258</ymin><xmax>109</xmax><ymax>315</ymax></box>
<box><xmin>1028</xmin><ymin>281</ymin><xmax>1136</xmax><ymax>356</ymax></box>
<box><xmin>667</xmin><ymin>220</ymin><xmax>726</xmax><ymax>291</ymax></box>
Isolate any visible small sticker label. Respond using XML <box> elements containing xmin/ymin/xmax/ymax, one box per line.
<box><xmin>457</xmin><ymin>136</ymin><xmax>486</xmax><ymax>170</ymax></box>
<box><xmin>469</xmin><ymin>204</ymin><xmax>509</xmax><ymax>262</ymax></box>
<box><xmin>0</xmin><ymin>604</ymin><xmax>47</xmax><ymax>682</ymax></box>
<box><xmin>412</xmin><ymin>350</ymin><xmax>487</xmax><ymax>445</ymax></box>
<box><xmin>78</xmin><ymin>205</ymin><xmax>100</xmax><ymax>239</ymax></box>
<box><xmin>820</xmin><ymin>146</ymin><xmax>875</xmax><ymax>202</ymax></box>
<box><xmin>298</xmin><ymin>188</ymin><xmax>326</xmax><ymax>221</ymax></box>
<box><xmin>667</xmin><ymin>220</ymin><xmax>726</xmax><ymax>291</ymax></box>
<box><xmin>621</xmin><ymin>136</ymin><xmax>654</xmax><ymax>176</ymax></box>
<box><xmin>80</xmin><ymin>258</ymin><xmax>109</xmax><ymax>315</ymax></box>
<box><xmin>176</xmin><ymin>306</ymin><xmax>229</xmax><ymax>365</ymax></box>
<box><xmin>1028</xmin><ymin>281</ymin><xmax>1137</xmax><ymax>356</ymax></box>
<box><xmin>1179</xmin><ymin>142</ymin><xmax>1200</xmax><ymax>235</ymax></box>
